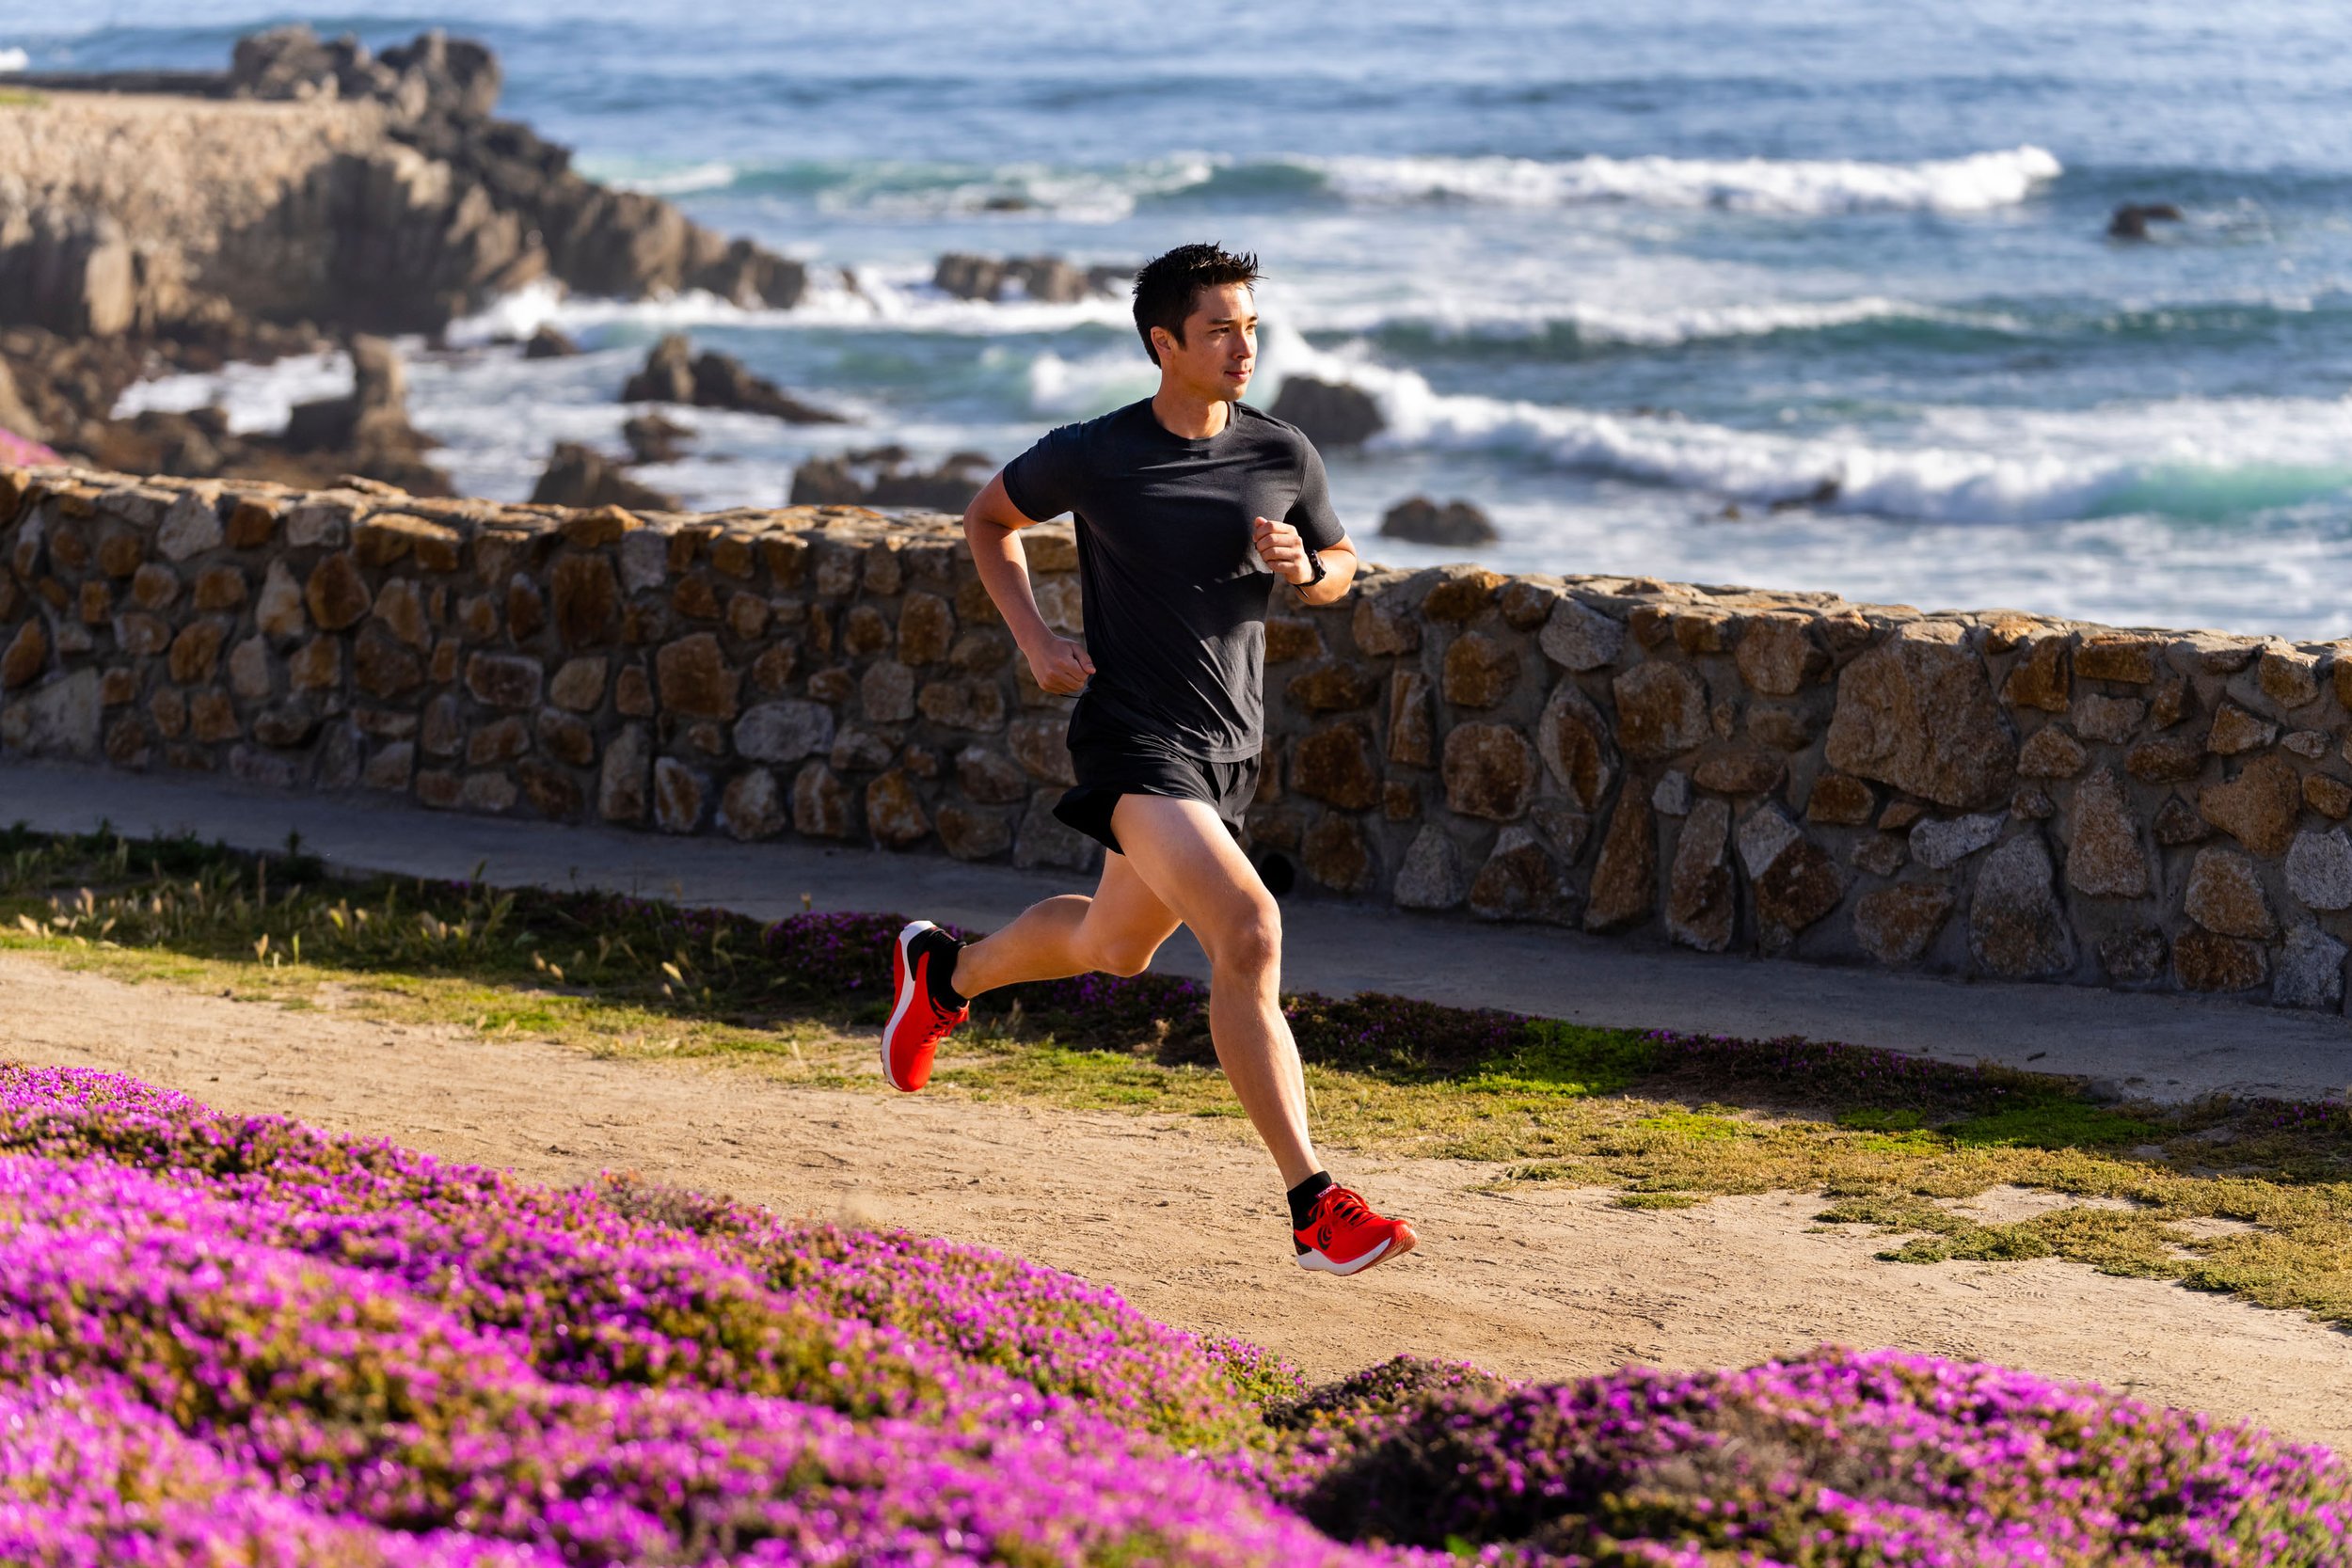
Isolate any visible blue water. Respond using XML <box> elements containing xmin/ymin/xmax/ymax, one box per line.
<box><xmin>21</xmin><ymin>2</ymin><xmax>2352</xmax><ymax>634</ymax></box>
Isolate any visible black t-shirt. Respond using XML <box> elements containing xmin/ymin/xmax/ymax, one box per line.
<box><xmin>1001</xmin><ymin>399</ymin><xmax>1347</xmax><ymax>762</ymax></box>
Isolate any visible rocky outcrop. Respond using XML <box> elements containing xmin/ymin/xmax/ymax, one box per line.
<box><xmin>622</xmin><ymin>336</ymin><xmax>843</xmax><ymax>425</ymax></box>
<box><xmin>932</xmin><ymin>254</ymin><xmax>1128</xmax><ymax>304</ymax></box>
<box><xmin>529</xmin><ymin>444</ymin><xmax>676</xmax><ymax>513</ymax></box>
<box><xmin>1268</xmin><ymin>377</ymin><xmax>1384</xmax><ymax>448</ymax></box>
<box><xmin>789</xmin><ymin>449</ymin><xmax>989</xmax><ymax>512</ymax></box>
<box><xmin>1380</xmin><ymin>496</ymin><xmax>1498</xmax><ymax>546</ymax></box>
<box><xmin>13</xmin><ymin>460</ymin><xmax>2352</xmax><ymax>1018</ymax></box>
<box><xmin>0</xmin><ymin>25</ymin><xmax>805</xmax><ymax>342</ymax></box>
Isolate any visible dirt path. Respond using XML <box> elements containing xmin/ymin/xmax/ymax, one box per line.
<box><xmin>7</xmin><ymin>950</ymin><xmax>2347</xmax><ymax>1449</ymax></box>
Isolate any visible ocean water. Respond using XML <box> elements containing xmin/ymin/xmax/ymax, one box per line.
<box><xmin>20</xmin><ymin>1</ymin><xmax>2352</xmax><ymax>636</ymax></box>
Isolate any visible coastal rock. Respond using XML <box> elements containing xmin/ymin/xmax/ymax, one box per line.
<box><xmin>2185</xmin><ymin>847</ymin><xmax>2275</xmax><ymax>940</ymax></box>
<box><xmin>623</xmin><ymin>335</ymin><xmax>843</xmax><ymax>424</ymax></box>
<box><xmin>1968</xmin><ymin>833</ymin><xmax>2073</xmax><ymax>977</ymax></box>
<box><xmin>621</xmin><ymin>412</ymin><xmax>691</xmax><ymax>465</ymax></box>
<box><xmin>932</xmin><ymin>253</ymin><xmax>1109</xmax><ymax>305</ymax></box>
<box><xmin>532</xmin><ymin>443</ymin><xmax>677</xmax><ymax>512</ymax></box>
<box><xmin>1854</xmin><ymin>882</ymin><xmax>1954</xmax><ymax>965</ymax></box>
<box><xmin>1380</xmin><ymin>496</ymin><xmax>1497</xmax><ymax>546</ymax></box>
<box><xmin>1824</xmin><ymin>622</ymin><xmax>2015</xmax><ymax>809</ymax></box>
<box><xmin>790</xmin><ymin>449</ymin><xmax>989</xmax><ymax>512</ymax></box>
<box><xmin>2108</xmin><ymin>202</ymin><xmax>2185</xmax><ymax>240</ymax></box>
<box><xmin>1267</xmin><ymin>377</ymin><xmax>1383</xmax><ymax>448</ymax></box>
<box><xmin>2065</xmin><ymin>768</ymin><xmax>2149</xmax><ymax>897</ymax></box>
<box><xmin>522</xmin><ymin>325</ymin><xmax>578</xmax><ymax>359</ymax></box>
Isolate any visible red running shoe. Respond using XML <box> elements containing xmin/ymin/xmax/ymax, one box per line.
<box><xmin>882</xmin><ymin>919</ymin><xmax>969</xmax><ymax>1093</ymax></box>
<box><xmin>1294</xmin><ymin>1186</ymin><xmax>1418</xmax><ymax>1276</ymax></box>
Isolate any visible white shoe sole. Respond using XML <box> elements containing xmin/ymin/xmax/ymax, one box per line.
<box><xmin>881</xmin><ymin>919</ymin><xmax>938</xmax><ymax>1092</ymax></box>
<box><xmin>1295</xmin><ymin>1236</ymin><xmax>1391</xmax><ymax>1276</ymax></box>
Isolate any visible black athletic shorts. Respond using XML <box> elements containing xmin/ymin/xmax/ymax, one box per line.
<box><xmin>1051</xmin><ymin>732</ymin><xmax>1261</xmax><ymax>857</ymax></box>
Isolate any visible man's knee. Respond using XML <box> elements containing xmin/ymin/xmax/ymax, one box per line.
<box><xmin>1205</xmin><ymin>897</ymin><xmax>1281</xmax><ymax>976</ymax></box>
<box><xmin>1084</xmin><ymin>933</ymin><xmax>1163</xmax><ymax>977</ymax></box>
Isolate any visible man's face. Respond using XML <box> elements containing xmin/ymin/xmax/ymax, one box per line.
<box><xmin>1155</xmin><ymin>282</ymin><xmax>1257</xmax><ymax>402</ymax></box>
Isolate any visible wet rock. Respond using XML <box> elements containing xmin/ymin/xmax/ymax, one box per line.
<box><xmin>932</xmin><ymin>253</ymin><xmax>1110</xmax><ymax>304</ymax></box>
<box><xmin>789</xmin><ymin>449</ymin><xmax>989</xmax><ymax>512</ymax></box>
<box><xmin>1268</xmin><ymin>376</ymin><xmax>1384</xmax><ymax>448</ymax></box>
<box><xmin>1665</xmin><ymin>797</ymin><xmax>1734</xmax><ymax>951</ymax></box>
<box><xmin>2017</xmin><ymin>726</ymin><xmax>2087</xmax><ymax>779</ymax></box>
<box><xmin>1392</xmin><ymin>825</ymin><xmax>1468</xmax><ymax>910</ymax></box>
<box><xmin>2107</xmin><ymin>202</ymin><xmax>2184</xmax><ymax>240</ymax></box>
<box><xmin>2285</xmin><ymin>828</ymin><xmax>2352</xmax><ymax>911</ymax></box>
<box><xmin>2065</xmin><ymin>768</ymin><xmax>2149</xmax><ymax>897</ymax></box>
<box><xmin>1379</xmin><ymin>496</ymin><xmax>1497</xmax><ymax>546</ymax></box>
<box><xmin>623</xmin><ymin>334</ymin><xmax>843</xmax><ymax>424</ymax></box>
<box><xmin>1854</xmin><ymin>881</ymin><xmax>1953</xmax><ymax>965</ymax></box>
<box><xmin>1440</xmin><ymin>722</ymin><xmax>1537</xmax><ymax>821</ymax></box>
<box><xmin>531</xmin><ymin>443</ymin><xmax>677</xmax><ymax>512</ymax></box>
<box><xmin>1538</xmin><ymin>595</ymin><xmax>1625</xmax><ymax>672</ymax></box>
<box><xmin>1910</xmin><ymin>812</ymin><xmax>2003</xmax><ymax>870</ymax></box>
<box><xmin>2274</xmin><ymin>925</ymin><xmax>2346</xmax><ymax>1010</ymax></box>
<box><xmin>1583</xmin><ymin>791</ymin><xmax>1656</xmax><ymax>932</ymax></box>
<box><xmin>1824</xmin><ymin>622</ymin><xmax>2015</xmax><ymax>809</ymax></box>
<box><xmin>1612</xmin><ymin>661</ymin><xmax>1709</xmax><ymax>760</ymax></box>
<box><xmin>2173</xmin><ymin>929</ymin><xmax>2265</xmax><ymax>992</ymax></box>
<box><xmin>2185</xmin><ymin>847</ymin><xmax>2275</xmax><ymax>939</ymax></box>
<box><xmin>1968</xmin><ymin>833</ymin><xmax>2073</xmax><ymax>977</ymax></box>
<box><xmin>521</xmin><ymin>325</ymin><xmax>578</xmax><ymax>359</ymax></box>
<box><xmin>2198</xmin><ymin>754</ymin><xmax>2299</xmax><ymax>858</ymax></box>
<box><xmin>621</xmin><ymin>412</ymin><xmax>692</xmax><ymax>465</ymax></box>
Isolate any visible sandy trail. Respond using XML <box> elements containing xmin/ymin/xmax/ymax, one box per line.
<box><xmin>6</xmin><ymin>950</ymin><xmax>2347</xmax><ymax>1449</ymax></box>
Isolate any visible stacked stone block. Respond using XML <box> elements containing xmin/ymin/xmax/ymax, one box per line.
<box><xmin>8</xmin><ymin>461</ymin><xmax>2352</xmax><ymax>1015</ymax></box>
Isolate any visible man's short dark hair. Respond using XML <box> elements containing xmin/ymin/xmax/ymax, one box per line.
<box><xmin>1132</xmin><ymin>243</ymin><xmax>1262</xmax><ymax>365</ymax></box>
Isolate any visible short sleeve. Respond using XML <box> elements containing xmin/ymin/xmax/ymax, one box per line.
<box><xmin>1001</xmin><ymin>421</ymin><xmax>1087</xmax><ymax>523</ymax></box>
<box><xmin>1285</xmin><ymin>437</ymin><xmax>1347</xmax><ymax>551</ymax></box>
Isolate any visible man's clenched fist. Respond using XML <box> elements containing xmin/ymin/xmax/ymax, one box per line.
<box><xmin>1252</xmin><ymin>515</ymin><xmax>1314</xmax><ymax>584</ymax></box>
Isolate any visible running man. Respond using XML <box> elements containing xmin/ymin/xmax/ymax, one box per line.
<box><xmin>880</xmin><ymin>243</ymin><xmax>1417</xmax><ymax>1277</ymax></box>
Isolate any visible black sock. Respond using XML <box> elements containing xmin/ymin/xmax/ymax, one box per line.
<box><xmin>1286</xmin><ymin>1170</ymin><xmax>1333</xmax><ymax>1230</ymax></box>
<box><xmin>926</xmin><ymin>933</ymin><xmax>967</xmax><ymax>1009</ymax></box>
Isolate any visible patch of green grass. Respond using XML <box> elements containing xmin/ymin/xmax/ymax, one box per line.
<box><xmin>11</xmin><ymin>825</ymin><xmax>2352</xmax><ymax>1328</ymax></box>
<box><xmin>0</xmin><ymin>89</ymin><xmax>48</xmax><ymax>109</ymax></box>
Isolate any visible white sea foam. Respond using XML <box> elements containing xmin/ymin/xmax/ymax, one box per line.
<box><xmin>1306</xmin><ymin>145</ymin><xmax>2063</xmax><ymax>214</ymax></box>
<box><xmin>1261</xmin><ymin>325</ymin><xmax>2352</xmax><ymax>525</ymax></box>
<box><xmin>0</xmin><ymin>47</ymin><xmax>29</xmax><ymax>72</ymax></box>
<box><xmin>599</xmin><ymin>160</ymin><xmax>739</xmax><ymax>197</ymax></box>
<box><xmin>109</xmin><ymin>351</ymin><xmax>356</xmax><ymax>435</ymax></box>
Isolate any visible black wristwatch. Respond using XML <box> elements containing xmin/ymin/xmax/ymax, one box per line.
<box><xmin>1302</xmin><ymin>547</ymin><xmax>1327</xmax><ymax>587</ymax></box>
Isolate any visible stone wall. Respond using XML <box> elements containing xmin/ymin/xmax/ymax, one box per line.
<box><xmin>8</xmin><ymin>461</ymin><xmax>2352</xmax><ymax>1014</ymax></box>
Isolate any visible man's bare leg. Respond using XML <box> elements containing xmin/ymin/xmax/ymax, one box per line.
<box><xmin>949</xmin><ymin>850</ymin><xmax>1184</xmax><ymax>995</ymax></box>
<box><xmin>1084</xmin><ymin>795</ymin><xmax>1320</xmax><ymax>1188</ymax></box>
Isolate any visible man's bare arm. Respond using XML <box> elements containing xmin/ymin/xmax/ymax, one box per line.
<box><xmin>963</xmin><ymin>472</ymin><xmax>1096</xmax><ymax>695</ymax></box>
<box><xmin>1251</xmin><ymin>516</ymin><xmax>1359</xmax><ymax>607</ymax></box>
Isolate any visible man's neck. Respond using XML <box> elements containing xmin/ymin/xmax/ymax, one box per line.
<box><xmin>1150</xmin><ymin>382</ymin><xmax>1232</xmax><ymax>440</ymax></box>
